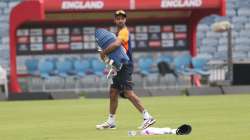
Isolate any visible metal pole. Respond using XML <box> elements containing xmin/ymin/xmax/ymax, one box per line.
<box><xmin>227</xmin><ymin>27</ymin><xmax>233</xmax><ymax>84</ymax></box>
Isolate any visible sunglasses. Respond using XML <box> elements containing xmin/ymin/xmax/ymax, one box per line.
<box><xmin>115</xmin><ymin>10</ymin><xmax>126</xmax><ymax>17</ymax></box>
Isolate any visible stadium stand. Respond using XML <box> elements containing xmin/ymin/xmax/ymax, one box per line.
<box><xmin>197</xmin><ymin>0</ymin><xmax>250</xmax><ymax>62</ymax></box>
<box><xmin>1</xmin><ymin>0</ymin><xmax>250</xmax><ymax>92</ymax></box>
<box><xmin>191</xmin><ymin>57</ymin><xmax>210</xmax><ymax>76</ymax></box>
<box><xmin>0</xmin><ymin>0</ymin><xmax>20</xmax><ymax>70</ymax></box>
<box><xmin>137</xmin><ymin>55</ymin><xmax>155</xmax><ymax>88</ymax></box>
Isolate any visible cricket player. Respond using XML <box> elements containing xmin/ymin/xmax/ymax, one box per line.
<box><xmin>96</xmin><ymin>10</ymin><xmax>156</xmax><ymax>130</ymax></box>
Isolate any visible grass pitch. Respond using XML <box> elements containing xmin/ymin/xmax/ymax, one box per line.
<box><xmin>0</xmin><ymin>94</ymin><xmax>250</xmax><ymax>140</ymax></box>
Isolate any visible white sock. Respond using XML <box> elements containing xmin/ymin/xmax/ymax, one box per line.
<box><xmin>142</xmin><ymin>110</ymin><xmax>152</xmax><ymax>120</ymax></box>
<box><xmin>107</xmin><ymin>114</ymin><xmax>115</xmax><ymax>124</ymax></box>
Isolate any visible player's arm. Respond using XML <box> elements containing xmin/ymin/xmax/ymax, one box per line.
<box><xmin>100</xmin><ymin>39</ymin><xmax>122</xmax><ymax>60</ymax></box>
<box><xmin>100</xmin><ymin>28</ymin><xmax>128</xmax><ymax>60</ymax></box>
<box><xmin>103</xmin><ymin>39</ymin><xmax>122</xmax><ymax>54</ymax></box>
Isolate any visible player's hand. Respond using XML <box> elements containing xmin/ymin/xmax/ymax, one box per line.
<box><xmin>99</xmin><ymin>51</ymin><xmax>106</xmax><ymax>61</ymax></box>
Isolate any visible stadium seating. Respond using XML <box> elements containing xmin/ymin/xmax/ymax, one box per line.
<box><xmin>73</xmin><ymin>59</ymin><xmax>91</xmax><ymax>90</ymax></box>
<box><xmin>56</xmin><ymin>59</ymin><xmax>74</xmax><ymax>77</ymax></box>
<box><xmin>73</xmin><ymin>59</ymin><xmax>91</xmax><ymax>78</ymax></box>
<box><xmin>244</xmin><ymin>23</ymin><xmax>250</xmax><ymax>29</ymax></box>
<box><xmin>156</xmin><ymin>55</ymin><xmax>179</xmax><ymax>87</ymax></box>
<box><xmin>218</xmin><ymin>38</ymin><xmax>228</xmax><ymax>45</ymax></box>
<box><xmin>138</xmin><ymin>56</ymin><xmax>154</xmax><ymax>77</ymax></box>
<box><xmin>45</xmin><ymin>57</ymin><xmax>58</xmax><ymax>75</ymax></box>
<box><xmin>191</xmin><ymin>57</ymin><xmax>210</xmax><ymax>76</ymax></box>
<box><xmin>239</xmin><ymin>30</ymin><xmax>250</xmax><ymax>37</ymax></box>
<box><xmin>173</xmin><ymin>54</ymin><xmax>193</xmax><ymax>76</ymax></box>
<box><xmin>55</xmin><ymin>59</ymin><xmax>74</xmax><ymax>88</ymax></box>
<box><xmin>235</xmin><ymin>37</ymin><xmax>250</xmax><ymax>46</ymax></box>
<box><xmin>196</xmin><ymin>53</ymin><xmax>213</xmax><ymax>60</ymax></box>
<box><xmin>233</xmin><ymin>52</ymin><xmax>248</xmax><ymax>61</ymax></box>
<box><xmin>25</xmin><ymin>59</ymin><xmax>39</xmax><ymax>76</ymax></box>
<box><xmin>24</xmin><ymin>58</ymin><xmax>39</xmax><ymax>90</ymax></box>
<box><xmin>138</xmin><ymin>56</ymin><xmax>154</xmax><ymax>87</ymax></box>
<box><xmin>0</xmin><ymin>0</ymin><xmax>20</xmax><ymax>69</ymax></box>
<box><xmin>234</xmin><ymin>45</ymin><xmax>250</xmax><ymax>51</ymax></box>
<box><xmin>238</xmin><ymin>8</ymin><xmax>250</xmax><ymax>17</ymax></box>
<box><xmin>90</xmin><ymin>58</ymin><xmax>107</xmax><ymax>88</ymax></box>
<box><xmin>1</xmin><ymin>0</ymin><xmax>250</xmax><ymax>91</ymax></box>
<box><xmin>38</xmin><ymin>59</ymin><xmax>55</xmax><ymax>91</ymax></box>
<box><xmin>195</xmin><ymin>0</ymin><xmax>250</xmax><ymax>63</ymax></box>
<box><xmin>217</xmin><ymin>45</ymin><xmax>228</xmax><ymax>51</ymax></box>
<box><xmin>91</xmin><ymin>57</ymin><xmax>106</xmax><ymax>77</ymax></box>
<box><xmin>213</xmin><ymin>51</ymin><xmax>228</xmax><ymax>60</ymax></box>
<box><xmin>156</xmin><ymin>54</ymin><xmax>173</xmax><ymax>64</ymax></box>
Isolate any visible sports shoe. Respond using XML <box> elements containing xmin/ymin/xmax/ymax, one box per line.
<box><xmin>138</xmin><ymin>118</ymin><xmax>156</xmax><ymax>129</ymax></box>
<box><xmin>96</xmin><ymin>121</ymin><xmax>116</xmax><ymax>130</ymax></box>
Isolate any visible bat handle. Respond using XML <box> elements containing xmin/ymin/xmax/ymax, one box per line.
<box><xmin>107</xmin><ymin>68</ymin><xmax>113</xmax><ymax>79</ymax></box>
<box><xmin>106</xmin><ymin>59</ymin><xmax>114</xmax><ymax>79</ymax></box>
<box><xmin>97</xmin><ymin>47</ymin><xmax>102</xmax><ymax>52</ymax></box>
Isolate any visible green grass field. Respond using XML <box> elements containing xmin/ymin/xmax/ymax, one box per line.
<box><xmin>0</xmin><ymin>94</ymin><xmax>250</xmax><ymax>140</ymax></box>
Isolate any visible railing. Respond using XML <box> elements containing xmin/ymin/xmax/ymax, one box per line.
<box><xmin>208</xmin><ymin>61</ymin><xmax>228</xmax><ymax>82</ymax></box>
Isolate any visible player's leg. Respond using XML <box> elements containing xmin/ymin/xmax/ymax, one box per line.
<box><xmin>124</xmin><ymin>90</ymin><xmax>144</xmax><ymax>112</ymax></box>
<box><xmin>124</xmin><ymin>90</ymin><xmax>156</xmax><ymax>129</ymax></box>
<box><xmin>109</xmin><ymin>87</ymin><xmax>119</xmax><ymax>115</ymax></box>
<box><xmin>96</xmin><ymin>80</ymin><xmax>120</xmax><ymax>130</ymax></box>
<box><xmin>121</xmin><ymin>64</ymin><xmax>156</xmax><ymax>129</ymax></box>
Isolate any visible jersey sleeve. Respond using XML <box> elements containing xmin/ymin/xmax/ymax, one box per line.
<box><xmin>117</xmin><ymin>28</ymin><xmax>129</xmax><ymax>44</ymax></box>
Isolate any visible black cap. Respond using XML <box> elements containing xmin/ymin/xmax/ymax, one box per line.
<box><xmin>114</xmin><ymin>10</ymin><xmax>126</xmax><ymax>17</ymax></box>
<box><xmin>176</xmin><ymin>124</ymin><xmax>192</xmax><ymax>135</ymax></box>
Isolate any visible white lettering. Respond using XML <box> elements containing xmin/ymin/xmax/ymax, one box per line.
<box><xmin>62</xmin><ymin>1</ymin><xmax>104</xmax><ymax>10</ymax></box>
<box><xmin>161</xmin><ymin>0</ymin><xmax>202</xmax><ymax>8</ymax></box>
